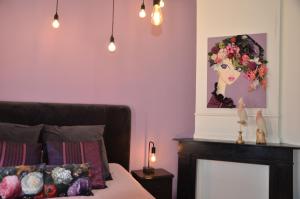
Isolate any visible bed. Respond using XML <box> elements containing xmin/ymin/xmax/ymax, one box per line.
<box><xmin>0</xmin><ymin>101</ymin><xmax>155</xmax><ymax>199</ymax></box>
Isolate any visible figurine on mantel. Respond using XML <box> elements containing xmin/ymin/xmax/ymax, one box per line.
<box><xmin>256</xmin><ymin>110</ymin><xmax>267</xmax><ymax>144</ymax></box>
<box><xmin>236</xmin><ymin>98</ymin><xmax>248</xmax><ymax>144</ymax></box>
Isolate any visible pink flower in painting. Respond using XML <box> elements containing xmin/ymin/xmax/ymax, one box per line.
<box><xmin>241</xmin><ymin>54</ymin><xmax>250</xmax><ymax>65</ymax></box>
<box><xmin>246</xmin><ymin>70</ymin><xmax>257</xmax><ymax>81</ymax></box>
<box><xmin>226</xmin><ymin>44</ymin><xmax>240</xmax><ymax>55</ymax></box>
<box><xmin>0</xmin><ymin>176</ymin><xmax>21</xmax><ymax>199</ymax></box>
<box><xmin>226</xmin><ymin>44</ymin><xmax>235</xmax><ymax>54</ymax></box>
<box><xmin>258</xmin><ymin>64</ymin><xmax>268</xmax><ymax>78</ymax></box>
<box><xmin>230</xmin><ymin>37</ymin><xmax>236</xmax><ymax>43</ymax></box>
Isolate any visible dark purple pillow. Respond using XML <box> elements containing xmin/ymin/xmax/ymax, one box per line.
<box><xmin>0</xmin><ymin>141</ymin><xmax>42</xmax><ymax>167</ymax></box>
<box><xmin>46</xmin><ymin>141</ymin><xmax>106</xmax><ymax>189</ymax></box>
<box><xmin>42</xmin><ymin>125</ymin><xmax>111</xmax><ymax>180</ymax></box>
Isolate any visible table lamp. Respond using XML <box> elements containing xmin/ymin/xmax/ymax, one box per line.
<box><xmin>143</xmin><ymin>141</ymin><xmax>156</xmax><ymax>174</ymax></box>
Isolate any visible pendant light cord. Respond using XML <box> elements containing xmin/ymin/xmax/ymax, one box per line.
<box><xmin>55</xmin><ymin>0</ymin><xmax>59</xmax><ymax>14</ymax></box>
<box><xmin>111</xmin><ymin>0</ymin><xmax>115</xmax><ymax>36</ymax></box>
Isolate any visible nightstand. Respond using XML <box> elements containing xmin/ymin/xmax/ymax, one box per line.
<box><xmin>131</xmin><ymin>168</ymin><xmax>174</xmax><ymax>199</ymax></box>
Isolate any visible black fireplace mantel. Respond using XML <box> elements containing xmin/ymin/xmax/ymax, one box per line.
<box><xmin>174</xmin><ymin>138</ymin><xmax>300</xmax><ymax>199</ymax></box>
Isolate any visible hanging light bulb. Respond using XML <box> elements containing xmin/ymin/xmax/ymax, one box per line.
<box><xmin>159</xmin><ymin>0</ymin><xmax>165</xmax><ymax>8</ymax></box>
<box><xmin>108</xmin><ymin>0</ymin><xmax>116</xmax><ymax>53</ymax></box>
<box><xmin>52</xmin><ymin>13</ymin><xmax>60</xmax><ymax>29</ymax></box>
<box><xmin>151</xmin><ymin>0</ymin><xmax>163</xmax><ymax>26</ymax></box>
<box><xmin>108</xmin><ymin>35</ymin><xmax>116</xmax><ymax>52</ymax></box>
<box><xmin>52</xmin><ymin>0</ymin><xmax>60</xmax><ymax>29</ymax></box>
<box><xmin>139</xmin><ymin>1</ymin><xmax>146</xmax><ymax>18</ymax></box>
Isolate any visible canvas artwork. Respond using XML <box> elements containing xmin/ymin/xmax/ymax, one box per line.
<box><xmin>207</xmin><ymin>33</ymin><xmax>268</xmax><ymax>108</ymax></box>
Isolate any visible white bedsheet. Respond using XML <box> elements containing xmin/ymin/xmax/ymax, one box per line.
<box><xmin>59</xmin><ymin>163</ymin><xmax>155</xmax><ymax>199</ymax></box>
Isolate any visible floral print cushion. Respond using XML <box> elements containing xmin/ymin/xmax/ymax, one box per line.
<box><xmin>0</xmin><ymin>164</ymin><xmax>44</xmax><ymax>199</ymax></box>
<box><xmin>44</xmin><ymin>163</ymin><xmax>93</xmax><ymax>198</ymax></box>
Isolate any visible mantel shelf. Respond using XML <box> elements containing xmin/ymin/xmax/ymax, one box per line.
<box><xmin>174</xmin><ymin>138</ymin><xmax>300</xmax><ymax>150</ymax></box>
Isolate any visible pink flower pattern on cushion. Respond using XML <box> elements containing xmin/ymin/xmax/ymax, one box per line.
<box><xmin>0</xmin><ymin>165</ymin><xmax>45</xmax><ymax>199</ymax></box>
<box><xmin>0</xmin><ymin>175</ymin><xmax>21</xmax><ymax>199</ymax></box>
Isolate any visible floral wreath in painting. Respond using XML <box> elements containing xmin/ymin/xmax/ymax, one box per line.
<box><xmin>208</xmin><ymin>34</ymin><xmax>268</xmax><ymax>91</ymax></box>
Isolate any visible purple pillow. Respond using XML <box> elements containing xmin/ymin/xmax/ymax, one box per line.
<box><xmin>42</xmin><ymin>125</ymin><xmax>111</xmax><ymax>180</ymax></box>
<box><xmin>0</xmin><ymin>141</ymin><xmax>42</xmax><ymax>167</ymax></box>
<box><xmin>46</xmin><ymin>141</ymin><xmax>106</xmax><ymax>189</ymax></box>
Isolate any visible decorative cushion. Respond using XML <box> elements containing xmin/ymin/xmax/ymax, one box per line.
<box><xmin>43</xmin><ymin>163</ymin><xmax>93</xmax><ymax>198</ymax></box>
<box><xmin>0</xmin><ymin>164</ymin><xmax>44</xmax><ymax>199</ymax></box>
<box><xmin>46</xmin><ymin>141</ymin><xmax>106</xmax><ymax>189</ymax></box>
<box><xmin>0</xmin><ymin>122</ymin><xmax>43</xmax><ymax>143</ymax></box>
<box><xmin>42</xmin><ymin>125</ymin><xmax>111</xmax><ymax>180</ymax></box>
<box><xmin>0</xmin><ymin>141</ymin><xmax>42</xmax><ymax>167</ymax></box>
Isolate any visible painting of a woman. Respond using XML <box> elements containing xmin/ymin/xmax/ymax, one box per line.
<box><xmin>207</xmin><ymin>34</ymin><xmax>268</xmax><ymax>108</ymax></box>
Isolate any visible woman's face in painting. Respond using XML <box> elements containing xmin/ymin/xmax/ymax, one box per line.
<box><xmin>216</xmin><ymin>58</ymin><xmax>241</xmax><ymax>85</ymax></box>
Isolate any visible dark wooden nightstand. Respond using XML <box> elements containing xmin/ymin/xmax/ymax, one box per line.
<box><xmin>131</xmin><ymin>168</ymin><xmax>174</xmax><ymax>199</ymax></box>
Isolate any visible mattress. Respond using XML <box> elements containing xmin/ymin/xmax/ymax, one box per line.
<box><xmin>59</xmin><ymin>163</ymin><xmax>155</xmax><ymax>199</ymax></box>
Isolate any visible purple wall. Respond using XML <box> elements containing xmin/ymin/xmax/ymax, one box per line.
<box><xmin>0</xmin><ymin>0</ymin><xmax>196</xmax><ymax>197</ymax></box>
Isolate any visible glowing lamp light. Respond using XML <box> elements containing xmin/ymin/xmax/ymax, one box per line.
<box><xmin>151</xmin><ymin>2</ymin><xmax>163</xmax><ymax>26</ymax></box>
<box><xmin>52</xmin><ymin>0</ymin><xmax>60</xmax><ymax>29</ymax></box>
<box><xmin>159</xmin><ymin>0</ymin><xmax>165</xmax><ymax>8</ymax></box>
<box><xmin>108</xmin><ymin>0</ymin><xmax>117</xmax><ymax>53</ymax></box>
<box><xmin>139</xmin><ymin>3</ymin><xmax>146</xmax><ymax>18</ymax></box>
<box><xmin>52</xmin><ymin>13</ymin><xmax>60</xmax><ymax>29</ymax></box>
<box><xmin>143</xmin><ymin>141</ymin><xmax>157</xmax><ymax>174</ymax></box>
<box><xmin>150</xmin><ymin>153</ymin><xmax>156</xmax><ymax>162</ymax></box>
<box><xmin>108</xmin><ymin>36</ymin><xmax>116</xmax><ymax>53</ymax></box>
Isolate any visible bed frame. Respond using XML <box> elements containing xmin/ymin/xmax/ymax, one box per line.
<box><xmin>0</xmin><ymin>101</ymin><xmax>131</xmax><ymax>171</ymax></box>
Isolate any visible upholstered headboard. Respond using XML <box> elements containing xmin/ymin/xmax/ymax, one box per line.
<box><xmin>0</xmin><ymin>101</ymin><xmax>131</xmax><ymax>170</ymax></box>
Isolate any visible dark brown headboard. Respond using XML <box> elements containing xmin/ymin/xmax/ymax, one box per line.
<box><xmin>0</xmin><ymin>101</ymin><xmax>131</xmax><ymax>170</ymax></box>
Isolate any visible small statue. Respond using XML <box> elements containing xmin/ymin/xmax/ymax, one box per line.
<box><xmin>236</xmin><ymin>131</ymin><xmax>244</xmax><ymax>144</ymax></box>
<box><xmin>236</xmin><ymin>98</ymin><xmax>248</xmax><ymax>144</ymax></box>
<box><xmin>256</xmin><ymin>110</ymin><xmax>267</xmax><ymax>144</ymax></box>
